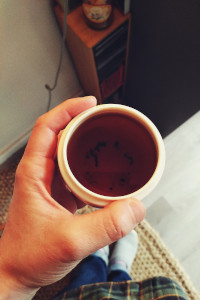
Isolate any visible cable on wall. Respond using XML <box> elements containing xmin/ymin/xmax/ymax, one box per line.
<box><xmin>45</xmin><ymin>0</ymin><xmax>68</xmax><ymax>112</ymax></box>
<box><xmin>0</xmin><ymin>1</ymin><xmax>69</xmax><ymax>235</ymax></box>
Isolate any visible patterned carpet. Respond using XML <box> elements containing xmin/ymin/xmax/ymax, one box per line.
<box><xmin>0</xmin><ymin>152</ymin><xmax>199</xmax><ymax>300</ymax></box>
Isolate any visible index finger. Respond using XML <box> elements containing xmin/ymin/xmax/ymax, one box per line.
<box><xmin>24</xmin><ymin>96</ymin><xmax>97</xmax><ymax>160</ymax></box>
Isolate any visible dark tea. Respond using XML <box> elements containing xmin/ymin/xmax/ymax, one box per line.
<box><xmin>67</xmin><ymin>113</ymin><xmax>157</xmax><ymax>197</ymax></box>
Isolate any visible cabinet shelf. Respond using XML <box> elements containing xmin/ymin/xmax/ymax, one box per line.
<box><xmin>54</xmin><ymin>4</ymin><xmax>131</xmax><ymax>104</ymax></box>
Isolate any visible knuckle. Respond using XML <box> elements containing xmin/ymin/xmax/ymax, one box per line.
<box><xmin>65</xmin><ymin>240</ymin><xmax>79</xmax><ymax>260</ymax></box>
<box><xmin>15</xmin><ymin>160</ymin><xmax>39</xmax><ymax>187</ymax></box>
<box><xmin>104</xmin><ymin>209</ymin><xmax>126</xmax><ymax>242</ymax></box>
<box><xmin>103</xmin><ymin>201</ymin><xmax>135</xmax><ymax>243</ymax></box>
<box><xmin>15</xmin><ymin>162</ymin><xmax>26</xmax><ymax>182</ymax></box>
<box><xmin>35</xmin><ymin>114</ymin><xmax>46</xmax><ymax>128</ymax></box>
<box><xmin>59</xmin><ymin>230</ymin><xmax>84</xmax><ymax>261</ymax></box>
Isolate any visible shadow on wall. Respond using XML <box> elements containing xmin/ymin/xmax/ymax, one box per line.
<box><xmin>125</xmin><ymin>0</ymin><xmax>200</xmax><ymax>137</ymax></box>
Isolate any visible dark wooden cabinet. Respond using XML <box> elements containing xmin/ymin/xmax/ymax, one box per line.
<box><xmin>55</xmin><ymin>5</ymin><xmax>131</xmax><ymax>104</ymax></box>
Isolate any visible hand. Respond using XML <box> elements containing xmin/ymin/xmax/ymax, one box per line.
<box><xmin>0</xmin><ymin>97</ymin><xmax>145</xmax><ymax>299</ymax></box>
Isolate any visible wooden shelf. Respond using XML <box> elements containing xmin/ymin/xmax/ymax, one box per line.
<box><xmin>66</xmin><ymin>5</ymin><xmax>130</xmax><ymax>48</ymax></box>
<box><xmin>54</xmin><ymin>4</ymin><xmax>131</xmax><ymax>104</ymax></box>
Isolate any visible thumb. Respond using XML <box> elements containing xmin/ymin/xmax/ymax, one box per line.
<box><xmin>62</xmin><ymin>198</ymin><xmax>145</xmax><ymax>260</ymax></box>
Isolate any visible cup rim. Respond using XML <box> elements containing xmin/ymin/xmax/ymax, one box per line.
<box><xmin>58</xmin><ymin>104</ymin><xmax>165</xmax><ymax>206</ymax></box>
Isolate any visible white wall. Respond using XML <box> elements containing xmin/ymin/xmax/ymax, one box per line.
<box><xmin>0</xmin><ymin>0</ymin><xmax>82</xmax><ymax>164</ymax></box>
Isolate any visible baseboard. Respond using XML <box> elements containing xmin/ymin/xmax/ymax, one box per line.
<box><xmin>0</xmin><ymin>89</ymin><xmax>84</xmax><ymax>165</ymax></box>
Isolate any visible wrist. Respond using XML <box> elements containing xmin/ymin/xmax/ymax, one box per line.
<box><xmin>0</xmin><ymin>268</ymin><xmax>39</xmax><ymax>300</ymax></box>
<box><xmin>0</xmin><ymin>269</ymin><xmax>39</xmax><ymax>300</ymax></box>
<box><xmin>0</xmin><ymin>244</ymin><xmax>39</xmax><ymax>300</ymax></box>
<box><xmin>0</xmin><ymin>284</ymin><xmax>37</xmax><ymax>300</ymax></box>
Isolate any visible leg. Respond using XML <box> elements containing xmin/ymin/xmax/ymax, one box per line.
<box><xmin>108</xmin><ymin>270</ymin><xmax>132</xmax><ymax>282</ymax></box>
<box><xmin>62</xmin><ymin>246</ymin><xmax>109</xmax><ymax>292</ymax></box>
<box><xmin>108</xmin><ymin>230</ymin><xmax>138</xmax><ymax>282</ymax></box>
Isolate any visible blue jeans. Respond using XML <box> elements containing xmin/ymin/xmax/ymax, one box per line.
<box><xmin>60</xmin><ymin>255</ymin><xmax>132</xmax><ymax>293</ymax></box>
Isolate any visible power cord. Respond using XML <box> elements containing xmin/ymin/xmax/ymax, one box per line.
<box><xmin>0</xmin><ymin>2</ymin><xmax>69</xmax><ymax>235</ymax></box>
<box><xmin>45</xmin><ymin>0</ymin><xmax>68</xmax><ymax>112</ymax></box>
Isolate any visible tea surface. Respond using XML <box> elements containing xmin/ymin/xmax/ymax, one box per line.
<box><xmin>67</xmin><ymin>113</ymin><xmax>157</xmax><ymax>197</ymax></box>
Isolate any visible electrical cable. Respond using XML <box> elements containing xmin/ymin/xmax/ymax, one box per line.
<box><xmin>0</xmin><ymin>2</ymin><xmax>69</xmax><ymax>235</ymax></box>
<box><xmin>45</xmin><ymin>0</ymin><xmax>68</xmax><ymax>112</ymax></box>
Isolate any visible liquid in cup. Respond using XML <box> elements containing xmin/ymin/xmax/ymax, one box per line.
<box><xmin>57</xmin><ymin>104</ymin><xmax>165</xmax><ymax>207</ymax></box>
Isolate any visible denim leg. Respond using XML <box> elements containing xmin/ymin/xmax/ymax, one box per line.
<box><xmin>108</xmin><ymin>270</ymin><xmax>132</xmax><ymax>282</ymax></box>
<box><xmin>61</xmin><ymin>255</ymin><xmax>107</xmax><ymax>293</ymax></box>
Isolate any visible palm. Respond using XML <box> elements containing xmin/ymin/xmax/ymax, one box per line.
<box><xmin>51</xmin><ymin>163</ymin><xmax>85</xmax><ymax>213</ymax></box>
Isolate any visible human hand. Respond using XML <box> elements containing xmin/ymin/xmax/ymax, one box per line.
<box><xmin>0</xmin><ymin>97</ymin><xmax>145</xmax><ymax>299</ymax></box>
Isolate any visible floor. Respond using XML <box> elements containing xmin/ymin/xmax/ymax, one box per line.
<box><xmin>143</xmin><ymin>110</ymin><xmax>200</xmax><ymax>292</ymax></box>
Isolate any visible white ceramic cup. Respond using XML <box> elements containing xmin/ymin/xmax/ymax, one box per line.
<box><xmin>57</xmin><ymin>104</ymin><xmax>165</xmax><ymax>207</ymax></box>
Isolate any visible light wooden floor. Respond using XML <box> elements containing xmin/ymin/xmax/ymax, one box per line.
<box><xmin>143</xmin><ymin>110</ymin><xmax>200</xmax><ymax>292</ymax></box>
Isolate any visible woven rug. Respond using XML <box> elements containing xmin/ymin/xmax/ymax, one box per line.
<box><xmin>0</xmin><ymin>153</ymin><xmax>199</xmax><ymax>300</ymax></box>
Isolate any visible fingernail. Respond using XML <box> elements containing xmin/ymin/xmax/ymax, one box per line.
<box><xmin>84</xmin><ymin>96</ymin><xmax>97</xmax><ymax>104</ymax></box>
<box><xmin>128</xmin><ymin>198</ymin><xmax>146</xmax><ymax>224</ymax></box>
